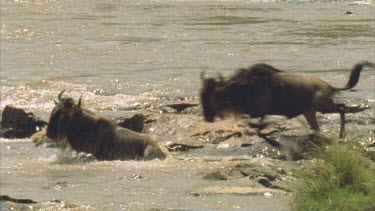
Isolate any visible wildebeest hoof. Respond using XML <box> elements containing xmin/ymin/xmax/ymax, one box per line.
<box><xmin>0</xmin><ymin>195</ymin><xmax>37</xmax><ymax>204</ymax></box>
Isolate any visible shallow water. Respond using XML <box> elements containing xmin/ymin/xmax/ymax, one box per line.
<box><xmin>1</xmin><ymin>138</ymin><xmax>293</xmax><ymax>210</ymax></box>
<box><xmin>1</xmin><ymin>0</ymin><xmax>374</xmax><ymax>210</ymax></box>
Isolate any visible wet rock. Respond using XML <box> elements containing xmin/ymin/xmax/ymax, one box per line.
<box><xmin>159</xmin><ymin>106</ymin><xmax>177</xmax><ymax>114</ymax></box>
<box><xmin>215</xmin><ymin>136</ymin><xmax>255</xmax><ymax>150</ymax></box>
<box><xmin>0</xmin><ymin>105</ymin><xmax>47</xmax><ymax>138</ymax></box>
<box><xmin>0</xmin><ymin>195</ymin><xmax>37</xmax><ymax>204</ymax></box>
<box><xmin>203</xmin><ymin>171</ymin><xmax>229</xmax><ymax>180</ymax></box>
<box><xmin>343</xmin><ymin>104</ymin><xmax>370</xmax><ymax>113</ymax></box>
<box><xmin>194</xmin><ymin>130</ymin><xmax>242</xmax><ymax>144</ymax></box>
<box><xmin>259</xmin><ymin>128</ymin><xmax>279</xmax><ymax>136</ymax></box>
<box><xmin>190</xmin><ymin>186</ymin><xmax>285</xmax><ymax>196</ymax></box>
<box><xmin>115</xmin><ymin>114</ymin><xmax>145</xmax><ymax>133</ymax></box>
<box><xmin>0</xmin><ymin>202</ymin><xmax>35</xmax><ymax>211</ymax></box>
<box><xmin>47</xmin><ymin>199</ymin><xmax>81</xmax><ymax>209</ymax></box>
<box><xmin>161</xmin><ymin>101</ymin><xmax>199</xmax><ymax>113</ymax></box>
<box><xmin>235</xmin><ymin>163</ymin><xmax>280</xmax><ymax>181</ymax></box>
<box><xmin>166</xmin><ymin>142</ymin><xmax>204</xmax><ymax>152</ymax></box>
<box><xmin>43</xmin><ymin>181</ymin><xmax>69</xmax><ymax>190</ymax></box>
<box><xmin>0</xmin><ymin>203</ymin><xmax>11</xmax><ymax>211</ymax></box>
<box><xmin>241</xmin><ymin>143</ymin><xmax>252</xmax><ymax>147</ymax></box>
<box><xmin>131</xmin><ymin>174</ymin><xmax>144</xmax><ymax>180</ymax></box>
<box><xmin>256</xmin><ymin>177</ymin><xmax>272</xmax><ymax>187</ymax></box>
<box><xmin>204</xmin><ymin>162</ymin><xmax>285</xmax><ymax>182</ymax></box>
<box><xmin>203</xmin><ymin>166</ymin><xmax>248</xmax><ymax>181</ymax></box>
<box><xmin>31</xmin><ymin>131</ymin><xmax>55</xmax><ymax>147</ymax></box>
<box><xmin>30</xmin><ymin>131</ymin><xmax>71</xmax><ymax>148</ymax></box>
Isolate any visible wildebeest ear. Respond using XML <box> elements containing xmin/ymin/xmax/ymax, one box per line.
<box><xmin>77</xmin><ymin>96</ymin><xmax>82</xmax><ymax>108</ymax></box>
<box><xmin>54</xmin><ymin>100</ymin><xmax>58</xmax><ymax>105</ymax></box>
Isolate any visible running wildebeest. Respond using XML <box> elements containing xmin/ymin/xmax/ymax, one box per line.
<box><xmin>200</xmin><ymin>61</ymin><xmax>374</xmax><ymax>139</ymax></box>
<box><xmin>46</xmin><ymin>90</ymin><xmax>168</xmax><ymax>161</ymax></box>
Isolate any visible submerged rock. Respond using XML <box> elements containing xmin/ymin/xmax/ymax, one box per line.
<box><xmin>161</xmin><ymin>101</ymin><xmax>199</xmax><ymax>113</ymax></box>
<box><xmin>256</xmin><ymin>177</ymin><xmax>272</xmax><ymax>187</ymax></box>
<box><xmin>166</xmin><ymin>142</ymin><xmax>204</xmax><ymax>152</ymax></box>
<box><xmin>115</xmin><ymin>114</ymin><xmax>145</xmax><ymax>133</ymax></box>
<box><xmin>202</xmin><ymin>171</ymin><xmax>229</xmax><ymax>180</ymax></box>
<box><xmin>31</xmin><ymin>131</ymin><xmax>55</xmax><ymax>147</ymax></box>
<box><xmin>30</xmin><ymin>131</ymin><xmax>72</xmax><ymax>149</ymax></box>
<box><xmin>0</xmin><ymin>195</ymin><xmax>37</xmax><ymax>204</ymax></box>
<box><xmin>203</xmin><ymin>162</ymin><xmax>289</xmax><ymax>182</ymax></box>
<box><xmin>0</xmin><ymin>105</ymin><xmax>47</xmax><ymax>138</ymax></box>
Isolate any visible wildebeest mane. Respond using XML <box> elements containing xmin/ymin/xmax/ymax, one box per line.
<box><xmin>229</xmin><ymin>63</ymin><xmax>283</xmax><ymax>84</ymax></box>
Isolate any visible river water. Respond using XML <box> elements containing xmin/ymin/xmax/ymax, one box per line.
<box><xmin>1</xmin><ymin>0</ymin><xmax>374</xmax><ymax>210</ymax></box>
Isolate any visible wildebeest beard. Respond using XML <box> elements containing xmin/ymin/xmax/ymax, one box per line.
<box><xmin>46</xmin><ymin>90</ymin><xmax>167</xmax><ymax>161</ymax></box>
<box><xmin>200</xmin><ymin>62</ymin><xmax>375</xmax><ymax>138</ymax></box>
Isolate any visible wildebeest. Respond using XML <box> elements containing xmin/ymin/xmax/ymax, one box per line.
<box><xmin>46</xmin><ymin>90</ymin><xmax>168</xmax><ymax>161</ymax></box>
<box><xmin>200</xmin><ymin>61</ymin><xmax>374</xmax><ymax>138</ymax></box>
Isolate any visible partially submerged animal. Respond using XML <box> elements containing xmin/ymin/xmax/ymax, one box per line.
<box><xmin>46</xmin><ymin>90</ymin><xmax>168</xmax><ymax>161</ymax></box>
<box><xmin>200</xmin><ymin>61</ymin><xmax>374</xmax><ymax>138</ymax></box>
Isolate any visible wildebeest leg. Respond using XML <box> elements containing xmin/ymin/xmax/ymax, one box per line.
<box><xmin>315</xmin><ymin>94</ymin><xmax>347</xmax><ymax>138</ymax></box>
<box><xmin>303</xmin><ymin>109</ymin><xmax>320</xmax><ymax>131</ymax></box>
<box><xmin>336</xmin><ymin>103</ymin><xmax>346</xmax><ymax>138</ymax></box>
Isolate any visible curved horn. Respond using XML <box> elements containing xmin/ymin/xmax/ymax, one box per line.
<box><xmin>200</xmin><ymin>70</ymin><xmax>206</xmax><ymax>80</ymax></box>
<box><xmin>217</xmin><ymin>73</ymin><xmax>224</xmax><ymax>82</ymax></box>
<box><xmin>58</xmin><ymin>90</ymin><xmax>67</xmax><ymax>101</ymax></box>
<box><xmin>77</xmin><ymin>96</ymin><xmax>82</xmax><ymax>108</ymax></box>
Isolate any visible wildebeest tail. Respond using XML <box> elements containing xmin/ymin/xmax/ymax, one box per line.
<box><xmin>333</xmin><ymin>61</ymin><xmax>375</xmax><ymax>91</ymax></box>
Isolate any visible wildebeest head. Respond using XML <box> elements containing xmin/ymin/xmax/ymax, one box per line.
<box><xmin>46</xmin><ymin>90</ymin><xmax>82</xmax><ymax>139</ymax></box>
<box><xmin>200</xmin><ymin>65</ymin><xmax>278</xmax><ymax>123</ymax></box>
<box><xmin>200</xmin><ymin>71</ymin><xmax>233</xmax><ymax>122</ymax></box>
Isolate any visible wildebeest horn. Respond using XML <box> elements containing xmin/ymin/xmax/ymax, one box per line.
<box><xmin>200</xmin><ymin>67</ymin><xmax>208</xmax><ymax>80</ymax></box>
<box><xmin>200</xmin><ymin>70</ymin><xmax>206</xmax><ymax>80</ymax></box>
<box><xmin>77</xmin><ymin>96</ymin><xmax>82</xmax><ymax>108</ymax></box>
<box><xmin>58</xmin><ymin>90</ymin><xmax>67</xmax><ymax>101</ymax></box>
<box><xmin>217</xmin><ymin>73</ymin><xmax>224</xmax><ymax>82</ymax></box>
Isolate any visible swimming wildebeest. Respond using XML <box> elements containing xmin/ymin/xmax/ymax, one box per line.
<box><xmin>200</xmin><ymin>61</ymin><xmax>374</xmax><ymax>139</ymax></box>
<box><xmin>46</xmin><ymin>90</ymin><xmax>168</xmax><ymax>161</ymax></box>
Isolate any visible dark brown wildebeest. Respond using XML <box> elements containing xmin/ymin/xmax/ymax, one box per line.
<box><xmin>46</xmin><ymin>90</ymin><xmax>168</xmax><ymax>161</ymax></box>
<box><xmin>200</xmin><ymin>61</ymin><xmax>374</xmax><ymax>139</ymax></box>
